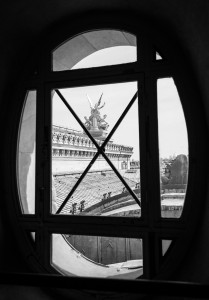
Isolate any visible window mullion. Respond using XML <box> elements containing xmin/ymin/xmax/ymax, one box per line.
<box><xmin>36</xmin><ymin>228</ymin><xmax>52</xmax><ymax>272</ymax></box>
<box><xmin>146</xmin><ymin>73</ymin><xmax>162</xmax><ymax>278</ymax></box>
<box><xmin>140</xmin><ymin>31</ymin><xmax>162</xmax><ymax>277</ymax></box>
<box><xmin>148</xmin><ymin>75</ymin><xmax>161</xmax><ymax>222</ymax></box>
<box><xmin>34</xmin><ymin>83</ymin><xmax>52</xmax><ymax>270</ymax></box>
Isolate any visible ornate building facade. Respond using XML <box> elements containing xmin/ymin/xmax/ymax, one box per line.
<box><xmin>52</xmin><ymin>125</ymin><xmax>133</xmax><ymax>173</ymax></box>
<box><xmin>52</xmin><ymin>93</ymin><xmax>134</xmax><ymax>174</ymax></box>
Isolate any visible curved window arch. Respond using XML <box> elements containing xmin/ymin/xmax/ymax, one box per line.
<box><xmin>53</xmin><ymin>30</ymin><xmax>137</xmax><ymax>71</ymax></box>
<box><xmin>15</xmin><ymin>18</ymin><xmax>206</xmax><ymax>280</ymax></box>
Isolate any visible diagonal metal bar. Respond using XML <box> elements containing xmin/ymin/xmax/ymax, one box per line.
<box><xmin>56</xmin><ymin>152</ymin><xmax>100</xmax><ymax>214</ymax></box>
<box><xmin>100</xmin><ymin>90</ymin><xmax>140</xmax><ymax>206</ymax></box>
<box><xmin>54</xmin><ymin>89</ymin><xmax>106</xmax><ymax>214</ymax></box>
<box><xmin>55</xmin><ymin>89</ymin><xmax>100</xmax><ymax>149</ymax></box>
<box><xmin>102</xmin><ymin>151</ymin><xmax>141</xmax><ymax>206</ymax></box>
<box><xmin>102</xmin><ymin>91</ymin><xmax>138</xmax><ymax>149</ymax></box>
<box><xmin>55</xmin><ymin>89</ymin><xmax>138</xmax><ymax>152</ymax></box>
<box><xmin>54</xmin><ymin>89</ymin><xmax>139</xmax><ymax>213</ymax></box>
<box><xmin>100</xmin><ymin>91</ymin><xmax>141</xmax><ymax>206</ymax></box>
<box><xmin>55</xmin><ymin>89</ymin><xmax>105</xmax><ymax>214</ymax></box>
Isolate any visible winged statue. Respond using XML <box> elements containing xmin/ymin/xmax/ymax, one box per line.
<box><xmin>84</xmin><ymin>93</ymin><xmax>109</xmax><ymax>132</ymax></box>
<box><xmin>86</xmin><ymin>93</ymin><xmax>105</xmax><ymax>111</ymax></box>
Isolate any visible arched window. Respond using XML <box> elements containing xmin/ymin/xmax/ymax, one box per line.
<box><xmin>15</xmin><ymin>17</ymin><xmax>206</xmax><ymax>279</ymax></box>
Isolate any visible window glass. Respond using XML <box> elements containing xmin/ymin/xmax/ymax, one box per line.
<box><xmin>17</xmin><ymin>91</ymin><xmax>36</xmax><ymax>214</ymax></box>
<box><xmin>52</xmin><ymin>234</ymin><xmax>143</xmax><ymax>278</ymax></box>
<box><xmin>52</xmin><ymin>30</ymin><xmax>136</xmax><ymax>71</ymax></box>
<box><xmin>156</xmin><ymin>52</ymin><xmax>163</xmax><ymax>60</ymax></box>
<box><xmin>162</xmin><ymin>239</ymin><xmax>172</xmax><ymax>256</ymax></box>
<box><xmin>54</xmin><ymin>166</ymin><xmax>140</xmax><ymax>217</ymax></box>
<box><xmin>51</xmin><ymin>82</ymin><xmax>140</xmax><ymax>216</ymax></box>
<box><xmin>157</xmin><ymin>78</ymin><xmax>188</xmax><ymax>218</ymax></box>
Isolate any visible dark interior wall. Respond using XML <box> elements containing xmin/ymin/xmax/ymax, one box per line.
<box><xmin>1</xmin><ymin>0</ymin><xmax>209</xmax><ymax>295</ymax></box>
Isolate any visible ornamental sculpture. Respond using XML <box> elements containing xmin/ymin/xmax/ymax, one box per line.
<box><xmin>84</xmin><ymin>93</ymin><xmax>109</xmax><ymax>139</ymax></box>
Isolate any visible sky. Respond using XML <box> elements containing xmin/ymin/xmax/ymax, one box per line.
<box><xmin>52</xmin><ymin>46</ymin><xmax>188</xmax><ymax>159</ymax></box>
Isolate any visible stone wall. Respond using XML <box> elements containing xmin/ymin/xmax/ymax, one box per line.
<box><xmin>18</xmin><ymin>91</ymin><xmax>36</xmax><ymax>214</ymax></box>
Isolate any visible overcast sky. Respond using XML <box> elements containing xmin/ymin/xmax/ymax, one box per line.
<box><xmin>53</xmin><ymin>46</ymin><xmax>188</xmax><ymax>159</ymax></box>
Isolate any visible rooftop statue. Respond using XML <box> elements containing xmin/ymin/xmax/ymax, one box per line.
<box><xmin>84</xmin><ymin>93</ymin><xmax>109</xmax><ymax>133</ymax></box>
<box><xmin>87</xmin><ymin>93</ymin><xmax>105</xmax><ymax>113</ymax></box>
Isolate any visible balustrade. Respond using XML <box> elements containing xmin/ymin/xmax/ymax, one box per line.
<box><xmin>52</xmin><ymin>127</ymin><xmax>133</xmax><ymax>160</ymax></box>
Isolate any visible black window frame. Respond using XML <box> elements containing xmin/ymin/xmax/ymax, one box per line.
<box><xmin>10</xmin><ymin>13</ymin><xmax>208</xmax><ymax>279</ymax></box>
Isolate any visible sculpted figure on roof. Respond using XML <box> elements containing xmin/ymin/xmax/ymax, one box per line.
<box><xmin>84</xmin><ymin>93</ymin><xmax>109</xmax><ymax>131</ymax></box>
<box><xmin>87</xmin><ymin>93</ymin><xmax>105</xmax><ymax>113</ymax></box>
<box><xmin>98</xmin><ymin>114</ymin><xmax>109</xmax><ymax>131</ymax></box>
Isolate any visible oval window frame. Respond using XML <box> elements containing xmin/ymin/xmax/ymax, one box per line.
<box><xmin>3</xmin><ymin>11</ymin><xmax>207</xmax><ymax>279</ymax></box>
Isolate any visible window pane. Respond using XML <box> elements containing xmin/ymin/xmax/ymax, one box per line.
<box><xmin>17</xmin><ymin>91</ymin><xmax>36</xmax><ymax>214</ymax></box>
<box><xmin>162</xmin><ymin>239</ymin><xmax>172</xmax><ymax>256</ymax></box>
<box><xmin>52</xmin><ymin>30</ymin><xmax>136</xmax><ymax>71</ymax></box>
<box><xmin>109</xmin><ymin>96</ymin><xmax>140</xmax><ymax>198</ymax></box>
<box><xmin>51</xmin><ymin>234</ymin><xmax>143</xmax><ymax>278</ymax></box>
<box><xmin>51</xmin><ymin>82</ymin><xmax>140</xmax><ymax>216</ymax></box>
<box><xmin>31</xmin><ymin>232</ymin><xmax>36</xmax><ymax>240</ymax></box>
<box><xmin>54</xmin><ymin>164</ymin><xmax>140</xmax><ymax>217</ymax></box>
<box><xmin>156</xmin><ymin>51</ymin><xmax>163</xmax><ymax>60</ymax></box>
<box><xmin>157</xmin><ymin>78</ymin><xmax>188</xmax><ymax>218</ymax></box>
